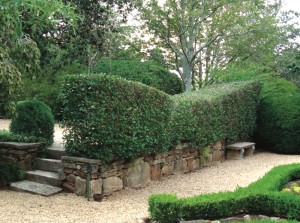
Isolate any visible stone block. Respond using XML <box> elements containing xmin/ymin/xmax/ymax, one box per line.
<box><xmin>74</xmin><ymin>170</ymin><xmax>86</xmax><ymax>178</ymax></box>
<box><xmin>64</xmin><ymin>168</ymin><xmax>74</xmax><ymax>174</ymax></box>
<box><xmin>161</xmin><ymin>165</ymin><xmax>172</xmax><ymax>176</ymax></box>
<box><xmin>103</xmin><ymin>177</ymin><xmax>123</xmax><ymax>194</ymax></box>
<box><xmin>126</xmin><ymin>160</ymin><xmax>150</xmax><ymax>188</ymax></box>
<box><xmin>75</xmin><ymin>177</ymin><xmax>86</xmax><ymax>196</ymax></box>
<box><xmin>212</xmin><ymin>149</ymin><xmax>225</xmax><ymax>162</ymax></box>
<box><xmin>57</xmin><ymin>168</ymin><xmax>66</xmax><ymax>180</ymax></box>
<box><xmin>150</xmin><ymin>164</ymin><xmax>161</xmax><ymax>181</ymax></box>
<box><xmin>212</xmin><ymin>141</ymin><xmax>223</xmax><ymax>150</ymax></box>
<box><xmin>66</xmin><ymin>174</ymin><xmax>76</xmax><ymax>183</ymax></box>
<box><xmin>62</xmin><ymin>182</ymin><xmax>75</xmax><ymax>192</ymax></box>
<box><xmin>91</xmin><ymin>178</ymin><xmax>102</xmax><ymax>196</ymax></box>
<box><xmin>172</xmin><ymin>160</ymin><xmax>182</xmax><ymax>173</ymax></box>
<box><xmin>62</xmin><ymin>162</ymin><xmax>76</xmax><ymax>169</ymax></box>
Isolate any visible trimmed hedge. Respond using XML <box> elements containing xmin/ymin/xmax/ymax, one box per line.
<box><xmin>0</xmin><ymin>130</ymin><xmax>46</xmax><ymax>143</ymax></box>
<box><xmin>61</xmin><ymin>74</ymin><xmax>174</xmax><ymax>162</ymax></box>
<box><xmin>214</xmin><ymin>64</ymin><xmax>300</xmax><ymax>154</ymax></box>
<box><xmin>10</xmin><ymin>100</ymin><xmax>54</xmax><ymax>145</ymax></box>
<box><xmin>256</xmin><ymin>78</ymin><xmax>300</xmax><ymax>154</ymax></box>
<box><xmin>169</xmin><ymin>81</ymin><xmax>261</xmax><ymax>147</ymax></box>
<box><xmin>62</xmin><ymin>78</ymin><xmax>261</xmax><ymax>162</ymax></box>
<box><xmin>149</xmin><ymin>164</ymin><xmax>300</xmax><ymax>223</ymax></box>
<box><xmin>91</xmin><ymin>60</ymin><xmax>183</xmax><ymax>95</ymax></box>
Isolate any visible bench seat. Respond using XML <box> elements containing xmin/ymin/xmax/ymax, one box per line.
<box><xmin>226</xmin><ymin>142</ymin><xmax>255</xmax><ymax>160</ymax></box>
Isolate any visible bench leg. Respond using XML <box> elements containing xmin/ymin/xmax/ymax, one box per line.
<box><xmin>226</xmin><ymin>148</ymin><xmax>244</xmax><ymax>160</ymax></box>
<box><xmin>244</xmin><ymin>146</ymin><xmax>255</xmax><ymax>156</ymax></box>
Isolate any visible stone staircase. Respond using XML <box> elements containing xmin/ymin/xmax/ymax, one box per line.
<box><xmin>10</xmin><ymin>147</ymin><xmax>66</xmax><ymax>196</ymax></box>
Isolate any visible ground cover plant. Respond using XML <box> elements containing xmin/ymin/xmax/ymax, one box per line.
<box><xmin>0</xmin><ymin>130</ymin><xmax>46</xmax><ymax>143</ymax></box>
<box><xmin>148</xmin><ymin>164</ymin><xmax>300</xmax><ymax>223</ymax></box>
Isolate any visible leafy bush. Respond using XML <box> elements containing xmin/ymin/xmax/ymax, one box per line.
<box><xmin>0</xmin><ymin>130</ymin><xmax>46</xmax><ymax>143</ymax></box>
<box><xmin>256</xmin><ymin>78</ymin><xmax>300</xmax><ymax>154</ymax></box>
<box><xmin>91</xmin><ymin>60</ymin><xmax>183</xmax><ymax>95</ymax></box>
<box><xmin>169</xmin><ymin>81</ymin><xmax>261</xmax><ymax>147</ymax></box>
<box><xmin>0</xmin><ymin>158</ymin><xmax>24</xmax><ymax>187</ymax></box>
<box><xmin>149</xmin><ymin>164</ymin><xmax>300</xmax><ymax>223</ymax></box>
<box><xmin>214</xmin><ymin>64</ymin><xmax>300</xmax><ymax>154</ymax></box>
<box><xmin>61</xmin><ymin>74</ymin><xmax>174</xmax><ymax>162</ymax></box>
<box><xmin>10</xmin><ymin>100</ymin><xmax>54</xmax><ymax>145</ymax></box>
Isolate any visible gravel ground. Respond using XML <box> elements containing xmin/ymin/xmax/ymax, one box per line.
<box><xmin>1</xmin><ymin>119</ymin><xmax>300</xmax><ymax>223</ymax></box>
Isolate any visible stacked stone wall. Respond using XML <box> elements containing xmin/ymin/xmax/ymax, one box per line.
<box><xmin>0</xmin><ymin>142</ymin><xmax>45</xmax><ymax>170</ymax></box>
<box><xmin>62</xmin><ymin>142</ymin><xmax>225</xmax><ymax>198</ymax></box>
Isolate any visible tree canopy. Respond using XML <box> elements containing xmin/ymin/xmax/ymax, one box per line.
<box><xmin>138</xmin><ymin>0</ymin><xmax>299</xmax><ymax>91</ymax></box>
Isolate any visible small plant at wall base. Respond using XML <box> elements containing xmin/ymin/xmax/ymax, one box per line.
<box><xmin>0</xmin><ymin>158</ymin><xmax>25</xmax><ymax>187</ymax></box>
<box><xmin>10</xmin><ymin>100</ymin><xmax>54</xmax><ymax>145</ymax></box>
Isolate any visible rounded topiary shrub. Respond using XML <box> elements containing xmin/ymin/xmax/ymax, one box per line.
<box><xmin>10</xmin><ymin>100</ymin><xmax>54</xmax><ymax>145</ymax></box>
<box><xmin>91</xmin><ymin>60</ymin><xmax>183</xmax><ymax>95</ymax></box>
<box><xmin>256</xmin><ymin>78</ymin><xmax>300</xmax><ymax>154</ymax></box>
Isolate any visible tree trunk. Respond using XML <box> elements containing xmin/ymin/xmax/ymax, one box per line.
<box><xmin>182</xmin><ymin>55</ymin><xmax>192</xmax><ymax>92</ymax></box>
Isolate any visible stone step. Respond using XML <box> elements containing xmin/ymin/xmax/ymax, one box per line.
<box><xmin>10</xmin><ymin>180</ymin><xmax>63</xmax><ymax>196</ymax></box>
<box><xmin>35</xmin><ymin>158</ymin><xmax>62</xmax><ymax>172</ymax></box>
<box><xmin>26</xmin><ymin>170</ymin><xmax>62</xmax><ymax>187</ymax></box>
<box><xmin>47</xmin><ymin>147</ymin><xmax>66</xmax><ymax>159</ymax></box>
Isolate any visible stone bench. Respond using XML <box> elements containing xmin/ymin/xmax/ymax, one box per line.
<box><xmin>226</xmin><ymin>142</ymin><xmax>255</xmax><ymax>160</ymax></box>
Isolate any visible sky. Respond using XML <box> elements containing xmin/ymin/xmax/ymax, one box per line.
<box><xmin>283</xmin><ymin>0</ymin><xmax>300</xmax><ymax>12</ymax></box>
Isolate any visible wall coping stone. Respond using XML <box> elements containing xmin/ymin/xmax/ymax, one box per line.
<box><xmin>62</xmin><ymin>156</ymin><xmax>103</xmax><ymax>165</ymax></box>
<box><xmin>0</xmin><ymin>142</ymin><xmax>46</xmax><ymax>150</ymax></box>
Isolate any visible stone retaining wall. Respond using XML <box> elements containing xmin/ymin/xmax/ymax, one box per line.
<box><xmin>0</xmin><ymin>142</ymin><xmax>46</xmax><ymax>170</ymax></box>
<box><xmin>61</xmin><ymin>142</ymin><xmax>225</xmax><ymax>198</ymax></box>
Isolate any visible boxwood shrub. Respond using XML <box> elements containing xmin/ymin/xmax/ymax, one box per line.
<box><xmin>91</xmin><ymin>60</ymin><xmax>183</xmax><ymax>95</ymax></box>
<box><xmin>61</xmin><ymin>74</ymin><xmax>174</xmax><ymax>162</ymax></box>
<box><xmin>169</xmin><ymin>81</ymin><xmax>261</xmax><ymax>147</ymax></box>
<box><xmin>149</xmin><ymin>164</ymin><xmax>300</xmax><ymax>223</ymax></box>
<box><xmin>9</xmin><ymin>100</ymin><xmax>54</xmax><ymax>145</ymax></box>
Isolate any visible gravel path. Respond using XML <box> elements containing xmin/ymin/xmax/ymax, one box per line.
<box><xmin>1</xmin><ymin>119</ymin><xmax>300</xmax><ymax>222</ymax></box>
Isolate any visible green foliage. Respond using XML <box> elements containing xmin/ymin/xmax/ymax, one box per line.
<box><xmin>61</xmin><ymin>74</ymin><xmax>174</xmax><ymax>162</ymax></box>
<box><xmin>91</xmin><ymin>60</ymin><xmax>183</xmax><ymax>95</ymax></box>
<box><xmin>0</xmin><ymin>158</ymin><xmax>25</xmax><ymax>187</ymax></box>
<box><xmin>256</xmin><ymin>78</ymin><xmax>300</xmax><ymax>154</ymax></box>
<box><xmin>0</xmin><ymin>0</ymin><xmax>79</xmax><ymax>114</ymax></box>
<box><xmin>10</xmin><ymin>100</ymin><xmax>54</xmax><ymax>145</ymax></box>
<box><xmin>0</xmin><ymin>130</ymin><xmax>46</xmax><ymax>143</ymax></box>
<box><xmin>149</xmin><ymin>164</ymin><xmax>300</xmax><ymax>222</ymax></box>
<box><xmin>214</xmin><ymin>63</ymin><xmax>300</xmax><ymax>154</ymax></box>
<box><xmin>170</xmin><ymin>81</ymin><xmax>261</xmax><ymax>147</ymax></box>
<box><xmin>20</xmin><ymin>63</ymin><xmax>86</xmax><ymax>121</ymax></box>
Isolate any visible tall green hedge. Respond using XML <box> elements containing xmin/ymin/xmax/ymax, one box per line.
<box><xmin>61</xmin><ymin>74</ymin><xmax>174</xmax><ymax>162</ymax></box>
<box><xmin>169</xmin><ymin>81</ymin><xmax>261</xmax><ymax>147</ymax></box>
<box><xmin>91</xmin><ymin>60</ymin><xmax>183</xmax><ymax>95</ymax></box>
<box><xmin>149</xmin><ymin>164</ymin><xmax>300</xmax><ymax>223</ymax></box>
<box><xmin>214</xmin><ymin>63</ymin><xmax>300</xmax><ymax>154</ymax></box>
<box><xmin>256</xmin><ymin>78</ymin><xmax>300</xmax><ymax>154</ymax></box>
